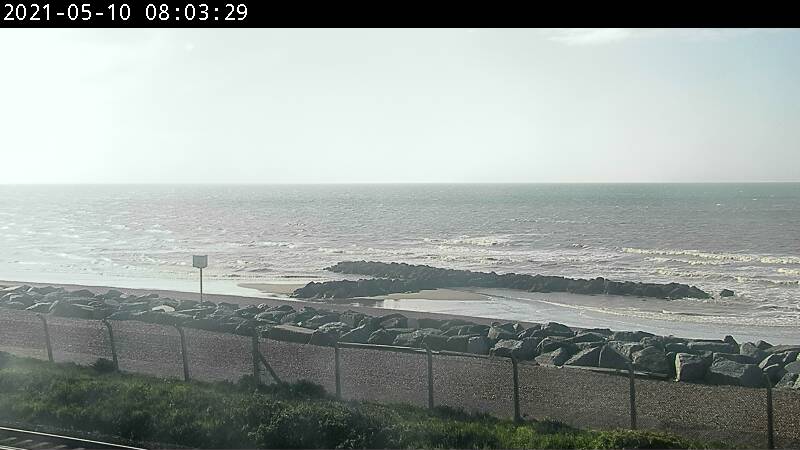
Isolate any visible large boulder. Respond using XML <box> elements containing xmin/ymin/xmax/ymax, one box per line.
<box><xmin>564</xmin><ymin>346</ymin><xmax>602</xmax><ymax>368</ymax></box>
<box><xmin>339</xmin><ymin>324</ymin><xmax>373</xmax><ymax>344</ymax></box>
<box><xmin>759</xmin><ymin>354</ymin><xmax>785</xmax><ymax>370</ymax></box>
<box><xmin>675</xmin><ymin>353</ymin><xmax>708</xmax><ymax>382</ymax></box>
<box><xmin>719</xmin><ymin>289</ymin><xmax>735</xmax><ymax>297</ymax></box>
<box><xmin>538</xmin><ymin>337</ymin><xmax>577</xmax><ymax>354</ymax></box>
<box><xmin>632</xmin><ymin>346</ymin><xmax>670</xmax><ymax>374</ymax></box>
<box><xmin>739</xmin><ymin>342</ymin><xmax>768</xmax><ymax>363</ymax></box>
<box><xmin>688</xmin><ymin>341</ymin><xmax>737</xmax><ymax>354</ymax></box>
<box><xmin>598</xmin><ymin>345</ymin><xmax>630</xmax><ymax>370</ymax></box>
<box><xmin>567</xmin><ymin>332</ymin><xmax>607</xmax><ymax>345</ymax></box>
<box><xmin>715</xmin><ymin>352</ymin><xmax>756</xmax><ymax>365</ymax></box>
<box><xmin>785</xmin><ymin>361</ymin><xmax>800</xmax><ymax>375</ymax></box>
<box><xmin>490</xmin><ymin>338</ymin><xmax>537</xmax><ymax>360</ymax></box>
<box><xmin>443</xmin><ymin>335</ymin><xmax>470</xmax><ymax>353</ymax></box>
<box><xmin>309</xmin><ymin>322</ymin><xmax>352</xmax><ymax>346</ymax></box>
<box><xmin>775</xmin><ymin>373</ymin><xmax>800</xmax><ymax>390</ymax></box>
<box><xmin>535</xmin><ymin>347</ymin><xmax>574</xmax><ymax>366</ymax></box>
<box><xmin>393</xmin><ymin>328</ymin><xmax>441</xmax><ymax>348</ymax></box>
<box><xmin>302</xmin><ymin>313</ymin><xmax>341</xmax><ymax>329</ymax></box>
<box><xmin>421</xmin><ymin>334</ymin><xmax>449</xmax><ymax>351</ymax></box>
<box><xmin>537</xmin><ymin>322</ymin><xmax>574</xmax><ymax>338</ymax></box>
<box><xmin>763</xmin><ymin>364</ymin><xmax>787</xmax><ymax>384</ymax></box>
<box><xmin>466</xmin><ymin>336</ymin><xmax>490</xmax><ymax>355</ymax></box>
<box><xmin>366</xmin><ymin>329</ymin><xmax>396</xmax><ymax>346</ymax></box>
<box><xmin>266</xmin><ymin>324</ymin><xmax>315</xmax><ymax>344</ymax></box>
<box><xmin>611</xmin><ymin>330</ymin><xmax>654</xmax><ymax>342</ymax></box>
<box><xmin>607</xmin><ymin>340</ymin><xmax>644</xmax><ymax>359</ymax></box>
<box><xmin>783</xmin><ymin>351</ymin><xmax>799</xmax><ymax>365</ymax></box>
<box><xmin>706</xmin><ymin>356</ymin><xmax>765</xmax><ymax>388</ymax></box>
<box><xmin>25</xmin><ymin>302</ymin><xmax>53</xmax><ymax>313</ymax></box>
<box><xmin>487</xmin><ymin>325</ymin><xmax>517</xmax><ymax>342</ymax></box>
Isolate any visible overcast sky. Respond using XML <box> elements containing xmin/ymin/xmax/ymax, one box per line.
<box><xmin>1</xmin><ymin>28</ymin><xmax>799</xmax><ymax>183</ymax></box>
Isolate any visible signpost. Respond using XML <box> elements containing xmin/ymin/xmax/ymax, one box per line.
<box><xmin>193</xmin><ymin>255</ymin><xmax>208</xmax><ymax>302</ymax></box>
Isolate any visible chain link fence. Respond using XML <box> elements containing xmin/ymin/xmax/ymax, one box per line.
<box><xmin>1</xmin><ymin>308</ymin><xmax>798</xmax><ymax>448</ymax></box>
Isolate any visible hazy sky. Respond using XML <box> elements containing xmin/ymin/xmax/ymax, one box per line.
<box><xmin>2</xmin><ymin>28</ymin><xmax>799</xmax><ymax>183</ymax></box>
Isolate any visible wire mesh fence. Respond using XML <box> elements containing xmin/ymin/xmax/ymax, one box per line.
<box><xmin>1</xmin><ymin>307</ymin><xmax>799</xmax><ymax>448</ymax></box>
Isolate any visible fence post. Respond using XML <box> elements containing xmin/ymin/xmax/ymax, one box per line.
<box><xmin>425</xmin><ymin>344</ymin><xmax>434</xmax><ymax>409</ymax></box>
<box><xmin>334</xmin><ymin>342</ymin><xmax>342</xmax><ymax>399</ymax></box>
<box><xmin>36</xmin><ymin>314</ymin><xmax>54</xmax><ymax>362</ymax></box>
<box><xmin>512</xmin><ymin>357</ymin><xmax>521</xmax><ymax>423</ymax></box>
<box><xmin>252</xmin><ymin>330</ymin><xmax>261</xmax><ymax>383</ymax></box>
<box><xmin>175</xmin><ymin>326</ymin><xmax>190</xmax><ymax>382</ymax></box>
<box><xmin>765</xmin><ymin>375</ymin><xmax>774</xmax><ymax>449</ymax></box>
<box><xmin>102</xmin><ymin>319</ymin><xmax>119</xmax><ymax>371</ymax></box>
<box><xmin>628</xmin><ymin>361</ymin><xmax>637</xmax><ymax>430</ymax></box>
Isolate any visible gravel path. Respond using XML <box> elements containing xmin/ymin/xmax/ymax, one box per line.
<box><xmin>1</xmin><ymin>309</ymin><xmax>799</xmax><ymax>448</ymax></box>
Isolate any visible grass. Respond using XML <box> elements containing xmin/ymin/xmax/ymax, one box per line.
<box><xmin>0</xmin><ymin>352</ymin><xmax>725</xmax><ymax>449</ymax></box>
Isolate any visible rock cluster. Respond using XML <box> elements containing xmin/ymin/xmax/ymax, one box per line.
<box><xmin>292</xmin><ymin>261</ymin><xmax>713</xmax><ymax>300</ymax></box>
<box><xmin>2</xmin><ymin>284</ymin><xmax>797</xmax><ymax>390</ymax></box>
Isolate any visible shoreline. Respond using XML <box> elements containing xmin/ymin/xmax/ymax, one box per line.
<box><xmin>1</xmin><ymin>278</ymin><xmax>799</xmax><ymax>344</ymax></box>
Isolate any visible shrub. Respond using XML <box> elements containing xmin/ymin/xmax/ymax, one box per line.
<box><xmin>90</xmin><ymin>358</ymin><xmax>116</xmax><ymax>373</ymax></box>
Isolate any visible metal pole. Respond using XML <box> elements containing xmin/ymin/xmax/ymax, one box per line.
<box><xmin>175</xmin><ymin>326</ymin><xmax>190</xmax><ymax>381</ymax></box>
<box><xmin>426</xmin><ymin>344</ymin><xmax>434</xmax><ymax>409</ymax></box>
<box><xmin>37</xmin><ymin>314</ymin><xmax>54</xmax><ymax>362</ymax></box>
<box><xmin>512</xmin><ymin>357</ymin><xmax>521</xmax><ymax>423</ymax></box>
<box><xmin>766</xmin><ymin>374</ymin><xmax>774</xmax><ymax>449</ymax></box>
<box><xmin>629</xmin><ymin>362</ymin><xmax>637</xmax><ymax>430</ymax></box>
<box><xmin>334</xmin><ymin>343</ymin><xmax>342</xmax><ymax>399</ymax></box>
<box><xmin>102</xmin><ymin>319</ymin><xmax>119</xmax><ymax>371</ymax></box>
<box><xmin>252</xmin><ymin>331</ymin><xmax>261</xmax><ymax>383</ymax></box>
<box><xmin>199</xmin><ymin>268</ymin><xmax>203</xmax><ymax>303</ymax></box>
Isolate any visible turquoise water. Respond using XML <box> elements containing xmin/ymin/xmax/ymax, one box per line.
<box><xmin>0</xmin><ymin>183</ymin><xmax>798</xmax><ymax>327</ymax></box>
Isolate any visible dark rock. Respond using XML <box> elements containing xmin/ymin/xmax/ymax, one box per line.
<box><xmin>393</xmin><ymin>329</ymin><xmax>436</xmax><ymax>347</ymax></box>
<box><xmin>487</xmin><ymin>325</ymin><xmax>517</xmax><ymax>342</ymax></box>
<box><xmin>764</xmin><ymin>364</ymin><xmax>787</xmax><ymax>384</ymax></box>
<box><xmin>775</xmin><ymin>373</ymin><xmax>800</xmax><ymax>389</ymax></box>
<box><xmin>783</xmin><ymin>351</ymin><xmax>799</xmax><ymax>365</ymax></box>
<box><xmin>538</xmin><ymin>337</ymin><xmax>577</xmax><ymax>354</ymax></box>
<box><xmin>785</xmin><ymin>361</ymin><xmax>800</xmax><ymax>374</ymax></box>
<box><xmin>490</xmin><ymin>338</ymin><xmax>537</xmax><ymax>360</ymax></box>
<box><xmin>339</xmin><ymin>324</ymin><xmax>373</xmax><ymax>343</ymax></box>
<box><xmin>466</xmin><ymin>336</ymin><xmax>490</xmax><ymax>355</ymax></box>
<box><xmin>755</xmin><ymin>340</ymin><xmax>774</xmax><ymax>350</ymax></box>
<box><xmin>665</xmin><ymin>342</ymin><xmax>691</xmax><ymax>354</ymax></box>
<box><xmin>759</xmin><ymin>354</ymin><xmax>784</xmax><ymax>369</ymax></box>
<box><xmin>537</xmin><ymin>322</ymin><xmax>574</xmax><ymax>338</ymax></box>
<box><xmin>25</xmin><ymin>302</ymin><xmax>53</xmax><ymax>313</ymax></box>
<box><xmin>688</xmin><ymin>341</ymin><xmax>737</xmax><ymax>354</ymax></box>
<box><xmin>608</xmin><ymin>341</ymin><xmax>644</xmax><ymax>359</ymax></box>
<box><xmin>564</xmin><ymin>346</ymin><xmax>602</xmax><ymax>367</ymax></box>
<box><xmin>309</xmin><ymin>322</ymin><xmax>351</xmax><ymax>346</ymax></box>
<box><xmin>421</xmin><ymin>334</ymin><xmax>449</xmax><ymax>351</ymax></box>
<box><xmin>581</xmin><ymin>327</ymin><xmax>613</xmax><ymax>336</ymax></box>
<box><xmin>339</xmin><ymin>311</ymin><xmax>366</xmax><ymax>328</ymax></box>
<box><xmin>706</xmin><ymin>357</ymin><xmax>764</xmax><ymax>388</ymax></box>
<box><xmin>567</xmin><ymin>332</ymin><xmax>607</xmax><ymax>344</ymax></box>
<box><xmin>266</xmin><ymin>325</ymin><xmax>315</xmax><ymax>344</ymax></box>
<box><xmin>740</xmin><ymin>342</ymin><xmax>768</xmax><ymax>363</ymax></box>
<box><xmin>675</xmin><ymin>353</ymin><xmax>708</xmax><ymax>382</ymax></box>
<box><xmin>302</xmin><ymin>313</ymin><xmax>341</xmax><ymax>329</ymax></box>
<box><xmin>517</xmin><ymin>325</ymin><xmax>542</xmax><ymax>339</ymax></box>
<box><xmin>366</xmin><ymin>329</ymin><xmax>395</xmax><ymax>346</ymax></box>
<box><xmin>535</xmin><ymin>347</ymin><xmax>573</xmax><ymax>366</ymax></box>
<box><xmin>443</xmin><ymin>335</ymin><xmax>470</xmax><ymax>353</ymax></box>
<box><xmin>715</xmin><ymin>353</ymin><xmax>756</xmax><ymax>365</ymax></box>
<box><xmin>719</xmin><ymin>289</ymin><xmax>735</xmax><ymax>297</ymax></box>
<box><xmin>632</xmin><ymin>346</ymin><xmax>670</xmax><ymax>374</ymax></box>
<box><xmin>611</xmin><ymin>330</ymin><xmax>654</xmax><ymax>342</ymax></box>
<box><xmin>598</xmin><ymin>345</ymin><xmax>630</xmax><ymax>370</ymax></box>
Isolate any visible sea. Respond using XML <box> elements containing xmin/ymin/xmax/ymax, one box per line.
<box><xmin>1</xmin><ymin>184</ymin><xmax>798</xmax><ymax>341</ymax></box>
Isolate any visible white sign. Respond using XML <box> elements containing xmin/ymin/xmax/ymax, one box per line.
<box><xmin>193</xmin><ymin>255</ymin><xmax>208</xmax><ymax>269</ymax></box>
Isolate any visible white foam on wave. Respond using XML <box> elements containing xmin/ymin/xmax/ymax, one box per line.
<box><xmin>623</xmin><ymin>247</ymin><xmax>800</xmax><ymax>265</ymax></box>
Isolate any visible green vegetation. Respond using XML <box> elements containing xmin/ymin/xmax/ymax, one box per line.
<box><xmin>0</xmin><ymin>352</ymin><xmax>724</xmax><ymax>449</ymax></box>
